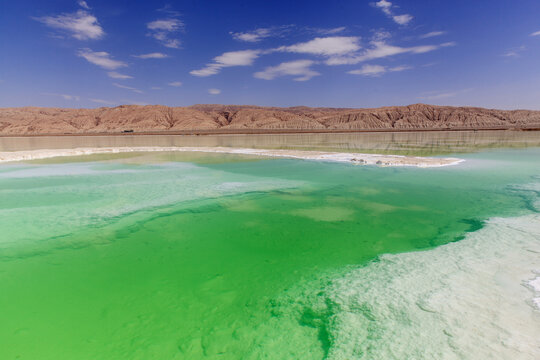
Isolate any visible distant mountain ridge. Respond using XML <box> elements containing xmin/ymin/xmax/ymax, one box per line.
<box><xmin>1</xmin><ymin>103</ymin><xmax>539</xmax><ymax>135</ymax></box>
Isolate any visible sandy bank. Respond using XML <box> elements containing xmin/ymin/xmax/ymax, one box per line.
<box><xmin>0</xmin><ymin>147</ymin><xmax>463</xmax><ymax>167</ymax></box>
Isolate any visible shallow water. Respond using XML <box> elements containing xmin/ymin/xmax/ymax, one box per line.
<box><xmin>0</xmin><ymin>133</ymin><xmax>539</xmax><ymax>359</ymax></box>
<box><xmin>2</xmin><ymin>130</ymin><xmax>540</xmax><ymax>155</ymax></box>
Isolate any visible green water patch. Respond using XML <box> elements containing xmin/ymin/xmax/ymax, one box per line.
<box><xmin>24</xmin><ymin>151</ymin><xmax>261</xmax><ymax>166</ymax></box>
<box><xmin>1</xmin><ymin>149</ymin><xmax>539</xmax><ymax>359</ymax></box>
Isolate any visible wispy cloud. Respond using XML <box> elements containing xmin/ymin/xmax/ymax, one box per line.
<box><xmin>276</xmin><ymin>36</ymin><xmax>361</xmax><ymax>56</ymax></box>
<box><xmin>418</xmin><ymin>91</ymin><xmax>457</xmax><ymax>100</ymax></box>
<box><xmin>78</xmin><ymin>49</ymin><xmax>127</xmax><ymax>69</ymax></box>
<box><xmin>90</xmin><ymin>98</ymin><xmax>117</xmax><ymax>105</ymax></box>
<box><xmin>326</xmin><ymin>40</ymin><xmax>448</xmax><ymax>65</ymax></box>
<box><xmin>208</xmin><ymin>88</ymin><xmax>221</xmax><ymax>95</ymax></box>
<box><xmin>168</xmin><ymin>81</ymin><xmax>182</xmax><ymax>87</ymax></box>
<box><xmin>531</xmin><ymin>30</ymin><xmax>540</xmax><ymax>36</ymax></box>
<box><xmin>389</xmin><ymin>65</ymin><xmax>412</xmax><ymax>72</ymax></box>
<box><xmin>43</xmin><ymin>92</ymin><xmax>80</xmax><ymax>101</ymax></box>
<box><xmin>502</xmin><ymin>45</ymin><xmax>525</xmax><ymax>58</ymax></box>
<box><xmin>373</xmin><ymin>0</ymin><xmax>413</xmax><ymax>25</ymax></box>
<box><xmin>112</xmin><ymin>82</ymin><xmax>143</xmax><ymax>93</ymax></box>
<box><xmin>420</xmin><ymin>31</ymin><xmax>446</xmax><ymax>39</ymax></box>
<box><xmin>440</xmin><ymin>41</ymin><xmax>457</xmax><ymax>47</ymax></box>
<box><xmin>150</xmin><ymin>86</ymin><xmax>162</xmax><ymax>90</ymax></box>
<box><xmin>34</xmin><ymin>10</ymin><xmax>104</xmax><ymax>40</ymax></box>
<box><xmin>312</xmin><ymin>26</ymin><xmax>347</xmax><ymax>35</ymax></box>
<box><xmin>230</xmin><ymin>26</ymin><xmax>290</xmax><ymax>42</ymax></box>
<box><xmin>132</xmin><ymin>52</ymin><xmax>169</xmax><ymax>59</ymax></box>
<box><xmin>254</xmin><ymin>59</ymin><xmax>320</xmax><ymax>81</ymax></box>
<box><xmin>120</xmin><ymin>100</ymin><xmax>149</xmax><ymax>106</ymax></box>
<box><xmin>348</xmin><ymin>64</ymin><xmax>411</xmax><ymax>76</ymax></box>
<box><xmin>190</xmin><ymin>50</ymin><xmax>261</xmax><ymax>77</ymax></box>
<box><xmin>78</xmin><ymin>1</ymin><xmax>90</xmax><ymax>10</ymax></box>
<box><xmin>348</xmin><ymin>64</ymin><xmax>386</xmax><ymax>76</ymax></box>
<box><xmin>107</xmin><ymin>71</ymin><xmax>133</xmax><ymax>79</ymax></box>
<box><xmin>418</xmin><ymin>88</ymin><xmax>472</xmax><ymax>100</ymax></box>
<box><xmin>231</xmin><ymin>25</ymin><xmax>346</xmax><ymax>42</ymax></box>
<box><xmin>147</xmin><ymin>18</ymin><xmax>183</xmax><ymax>48</ymax></box>
<box><xmin>156</xmin><ymin>4</ymin><xmax>181</xmax><ymax>17</ymax></box>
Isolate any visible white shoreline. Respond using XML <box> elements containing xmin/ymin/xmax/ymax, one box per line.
<box><xmin>0</xmin><ymin>146</ymin><xmax>464</xmax><ymax>167</ymax></box>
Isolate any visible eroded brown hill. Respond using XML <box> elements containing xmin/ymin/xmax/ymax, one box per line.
<box><xmin>1</xmin><ymin>104</ymin><xmax>539</xmax><ymax>135</ymax></box>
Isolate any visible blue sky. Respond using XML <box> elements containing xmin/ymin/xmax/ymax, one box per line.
<box><xmin>1</xmin><ymin>0</ymin><xmax>540</xmax><ymax>109</ymax></box>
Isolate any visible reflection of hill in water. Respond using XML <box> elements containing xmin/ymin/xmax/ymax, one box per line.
<box><xmin>1</xmin><ymin>130</ymin><xmax>540</xmax><ymax>156</ymax></box>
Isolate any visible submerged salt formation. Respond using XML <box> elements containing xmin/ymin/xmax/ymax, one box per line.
<box><xmin>321</xmin><ymin>213</ymin><xmax>540</xmax><ymax>359</ymax></box>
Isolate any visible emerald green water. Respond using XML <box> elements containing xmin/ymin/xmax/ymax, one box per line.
<box><xmin>1</xmin><ymin>134</ymin><xmax>539</xmax><ymax>359</ymax></box>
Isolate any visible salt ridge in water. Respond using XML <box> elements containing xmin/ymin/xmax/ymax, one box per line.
<box><xmin>0</xmin><ymin>146</ymin><xmax>463</xmax><ymax>167</ymax></box>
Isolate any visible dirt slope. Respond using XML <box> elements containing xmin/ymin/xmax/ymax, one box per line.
<box><xmin>1</xmin><ymin>103</ymin><xmax>539</xmax><ymax>135</ymax></box>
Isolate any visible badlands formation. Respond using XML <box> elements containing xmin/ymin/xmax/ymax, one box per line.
<box><xmin>0</xmin><ymin>103</ymin><xmax>540</xmax><ymax>135</ymax></box>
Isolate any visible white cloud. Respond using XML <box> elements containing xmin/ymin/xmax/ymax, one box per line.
<box><xmin>276</xmin><ymin>36</ymin><xmax>361</xmax><ymax>56</ymax></box>
<box><xmin>392</xmin><ymin>14</ymin><xmax>413</xmax><ymax>25</ymax></box>
<box><xmin>132</xmin><ymin>52</ymin><xmax>168</xmax><ymax>59</ymax></box>
<box><xmin>168</xmin><ymin>81</ymin><xmax>182</xmax><ymax>87</ymax></box>
<box><xmin>389</xmin><ymin>65</ymin><xmax>412</xmax><ymax>72</ymax></box>
<box><xmin>112</xmin><ymin>83</ymin><xmax>143</xmax><ymax>93</ymax></box>
<box><xmin>190</xmin><ymin>50</ymin><xmax>261</xmax><ymax>77</ymax></box>
<box><xmin>208</xmin><ymin>88</ymin><xmax>221</xmax><ymax>95</ymax></box>
<box><xmin>440</xmin><ymin>41</ymin><xmax>457</xmax><ymax>47</ymax></box>
<box><xmin>34</xmin><ymin>10</ymin><xmax>104</xmax><ymax>40</ymax></box>
<box><xmin>531</xmin><ymin>30</ymin><xmax>540</xmax><ymax>36</ymax></box>
<box><xmin>420</xmin><ymin>31</ymin><xmax>446</xmax><ymax>39</ymax></box>
<box><xmin>373</xmin><ymin>1</ymin><xmax>413</xmax><ymax>25</ymax></box>
<box><xmin>147</xmin><ymin>18</ymin><xmax>183</xmax><ymax>48</ymax></box>
<box><xmin>230</xmin><ymin>25</ymin><xmax>292</xmax><ymax>42</ymax></box>
<box><xmin>44</xmin><ymin>93</ymin><xmax>80</xmax><ymax>101</ymax></box>
<box><xmin>254</xmin><ymin>59</ymin><xmax>320</xmax><ymax>81</ymax></box>
<box><xmin>150</xmin><ymin>87</ymin><xmax>162</xmax><ymax>90</ymax></box>
<box><xmin>349</xmin><ymin>64</ymin><xmax>386</xmax><ymax>76</ymax></box>
<box><xmin>214</xmin><ymin>50</ymin><xmax>260</xmax><ymax>65</ymax></box>
<box><xmin>375</xmin><ymin>0</ymin><xmax>393</xmax><ymax>15</ymax></box>
<box><xmin>348</xmin><ymin>64</ymin><xmax>411</xmax><ymax>76</ymax></box>
<box><xmin>190</xmin><ymin>66</ymin><xmax>221</xmax><ymax>77</ymax></box>
<box><xmin>78</xmin><ymin>1</ymin><xmax>90</xmax><ymax>9</ymax></box>
<box><xmin>90</xmin><ymin>98</ymin><xmax>117</xmax><ymax>105</ymax></box>
<box><xmin>372</xmin><ymin>30</ymin><xmax>392</xmax><ymax>41</ymax></box>
<box><xmin>231</xmin><ymin>28</ymin><xmax>273</xmax><ymax>42</ymax></box>
<box><xmin>147</xmin><ymin>19</ymin><xmax>181</xmax><ymax>31</ymax></box>
<box><xmin>107</xmin><ymin>71</ymin><xmax>133</xmax><ymax>79</ymax></box>
<box><xmin>502</xmin><ymin>45</ymin><xmax>526</xmax><ymax>58</ymax></box>
<box><xmin>326</xmin><ymin>41</ymin><xmax>445</xmax><ymax>65</ymax></box>
<box><xmin>77</xmin><ymin>49</ymin><xmax>127</xmax><ymax>69</ymax></box>
<box><xmin>315</xmin><ymin>26</ymin><xmax>346</xmax><ymax>35</ymax></box>
<box><xmin>63</xmin><ymin>94</ymin><xmax>79</xmax><ymax>100</ymax></box>
<box><xmin>417</xmin><ymin>89</ymin><xmax>472</xmax><ymax>101</ymax></box>
<box><xmin>503</xmin><ymin>51</ymin><xmax>520</xmax><ymax>58</ymax></box>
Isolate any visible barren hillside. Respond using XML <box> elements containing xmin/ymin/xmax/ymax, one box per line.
<box><xmin>1</xmin><ymin>104</ymin><xmax>539</xmax><ymax>135</ymax></box>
